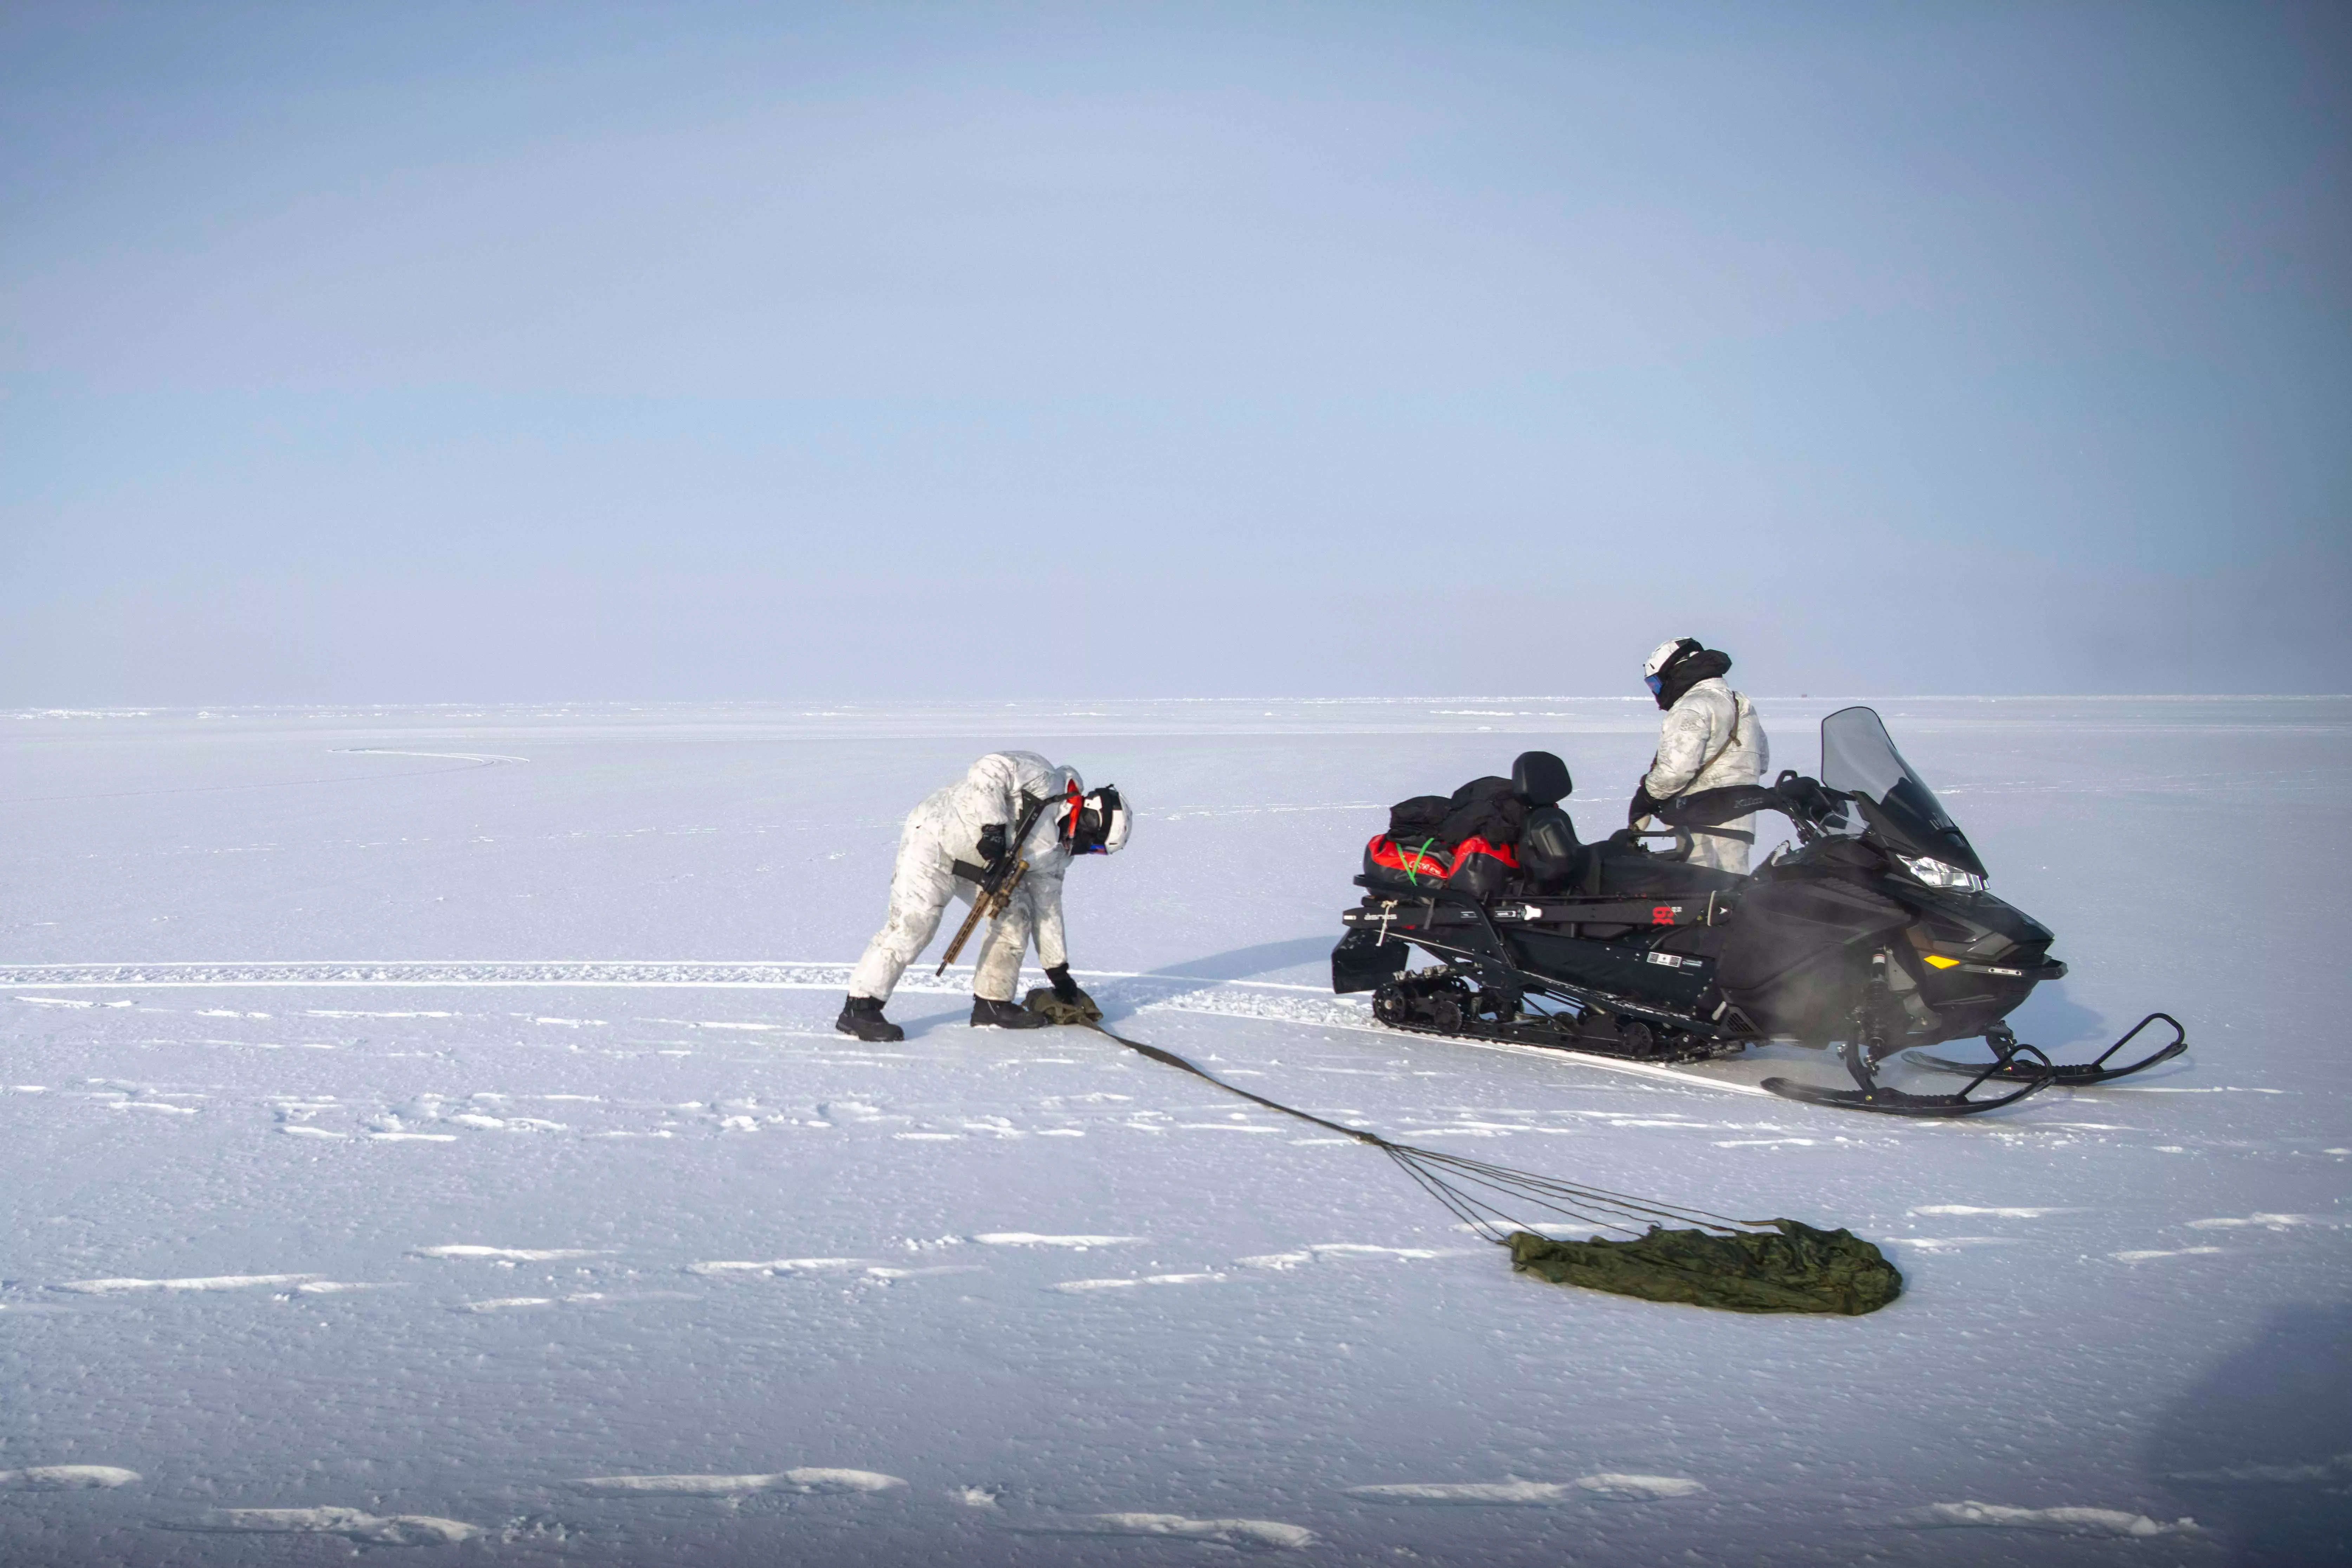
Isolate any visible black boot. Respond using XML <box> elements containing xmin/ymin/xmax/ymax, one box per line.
<box><xmin>835</xmin><ymin>995</ymin><xmax>904</xmax><ymax>1043</ymax></box>
<box><xmin>970</xmin><ymin>996</ymin><xmax>1047</xmax><ymax>1030</ymax></box>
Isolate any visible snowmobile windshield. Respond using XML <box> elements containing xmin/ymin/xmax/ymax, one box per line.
<box><xmin>1818</xmin><ymin>707</ymin><xmax>1987</xmax><ymax>879</ymax></box>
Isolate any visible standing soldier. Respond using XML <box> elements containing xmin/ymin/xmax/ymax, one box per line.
<box><xmin>1627</xmin><ymin>638</ymin><xmax>1769</xmax><ymax>873</ymax></box>
<box><xmin>837</xmin><ymin>751</ymin><xmax>1130</xmax><ymax>1042</ymax></box>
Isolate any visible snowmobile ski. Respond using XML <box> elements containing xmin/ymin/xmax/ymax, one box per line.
<box><xmin>1905</xmin><ymin>1012</ymin><xmax>2185</xmax><ymax>1087</ymax></box>
<box><xmin>1756</xmin><ymin>1078</ymin><xmax>2052</xmax><ymax>1117</ymax></box>
<box><xmin>1759</xmin><ymin>1038</ymin><xmax>2057</xmax><ymax>1119</ymax></box>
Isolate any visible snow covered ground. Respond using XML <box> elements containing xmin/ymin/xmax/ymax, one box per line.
<box><xmin>3</xmin><ymin>697</ymin><xmax>2347</xmax><ymax>1566</ymax></box>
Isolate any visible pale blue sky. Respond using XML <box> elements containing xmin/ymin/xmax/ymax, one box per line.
<box><xmin>3</xmin><ymin>1</ymin><xmax>2345</xmax><ymax>701</ymax></box>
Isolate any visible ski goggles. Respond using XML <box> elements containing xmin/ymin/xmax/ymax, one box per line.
<box><xmin>1645</xmin><ymin>673</ymin><xmax>1665</xmax><ymax>697</ymax></box>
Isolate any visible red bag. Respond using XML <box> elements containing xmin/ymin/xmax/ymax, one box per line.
<box><xmin>1363</xmin><ymin>833</ymin><xmax>1519</xmax><ymax>896</ymax></box>
<box><xmin>1444</xmin><ymin>835</ymin><xmax>1519</xmax><ymax>898</ymax></box>
<box><xmin>1366</xmin><ymin>833</ymin><xmax>1452</xmax><ymax>884</ymax></box>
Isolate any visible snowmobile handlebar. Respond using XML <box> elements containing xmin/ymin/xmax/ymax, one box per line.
<box><xmin>1654</xmin><ymin>773</ymin><xmax>1846</xmax><ymax>841</ymax></box>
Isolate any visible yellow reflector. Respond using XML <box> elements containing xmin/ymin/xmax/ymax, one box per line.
<box><xmin>1923</xmin><ymin>954</ymin><xmax>1962</xmax><ymax>969</ymax></box>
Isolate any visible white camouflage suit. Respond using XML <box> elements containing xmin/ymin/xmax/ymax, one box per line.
<box><xmin>848</xmin><ymin>751</ymin><xmax>1075</xmax><ymax>1005</ymax></box>
<box><xmin>1640</xmin><ymin>678</ymin><xmax>1770</xmax><ymax>872</ymax></box>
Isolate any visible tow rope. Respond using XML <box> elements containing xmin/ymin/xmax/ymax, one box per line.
<box><xmin>1025</xmin><ymin>990</ymin><xmax>1903</xmax><ymax>1316</ymax></box>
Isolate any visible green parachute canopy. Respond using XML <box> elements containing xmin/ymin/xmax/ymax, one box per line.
<box><xmin>1508</xmin><ymin>1221</ymin><xmax>1902</xmax><ymax>1315</ymax></box>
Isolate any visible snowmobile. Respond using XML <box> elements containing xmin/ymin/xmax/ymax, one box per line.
<box><xmin>1330</xmin><ymin>707</ymin><xmax>2183</xmax><ymax>1117</ymax></box>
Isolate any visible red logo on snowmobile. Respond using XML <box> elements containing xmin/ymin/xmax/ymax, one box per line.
<box><xmin>1651</xmin><ymin>905</ymin><xmax>1677</xmax><ymax>925</ymax></box>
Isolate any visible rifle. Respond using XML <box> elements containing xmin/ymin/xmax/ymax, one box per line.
<box><xmin>935</xmin><ymin>790</ymin><xmax>1056</xmax><ymax>976</ymax></box>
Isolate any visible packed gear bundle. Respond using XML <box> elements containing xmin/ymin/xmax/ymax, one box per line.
<box><xmin>1022</xmin><ymin>991</ymin><xmax>1903</xmax><ymax>1315</ymax></box>
<box><xmin>1365</xmin><ymin>755</ymin><xmax>1572</xmax><ymax>899</ymax></box>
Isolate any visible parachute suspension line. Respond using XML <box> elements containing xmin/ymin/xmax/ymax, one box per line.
<box><xmin>1382</xmin><ymin>1145</ymin><xmax>1755</xmax><ymax>1243</ymax></box>
<box><xmin>1077</xmin><ymin>1015</ymin><xmax>1768</xmax><ymax>1244</ymax></box>
<box><xmin>1046</xmin><ymin>1004</ymin><xmax>1905</xmax><ymax>1316</ymax></box>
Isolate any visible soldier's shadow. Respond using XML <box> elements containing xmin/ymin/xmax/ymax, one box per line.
<box><xmin>1138</xmin><ymin>936</ymin><xmax>1335</xmax><ymax>985</ymax></box>
<box><xmin>1090</xmin><ymin>937</ymin><xmax>1336</xmax><ymax>1019</ymax></box>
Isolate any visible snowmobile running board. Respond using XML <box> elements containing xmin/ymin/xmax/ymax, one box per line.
<box><xmin>1905</xmin><ymin>1012</ymin><xmax>2187</xmax><ymax>1087</ymax></box>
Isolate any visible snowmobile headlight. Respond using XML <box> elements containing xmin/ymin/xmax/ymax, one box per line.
<box><xmin>1896</xmin><ymin>853</ymin><xmax>1984</xmax><ymax>893</ymax></box>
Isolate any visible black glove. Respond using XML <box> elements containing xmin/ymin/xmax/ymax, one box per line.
<box><xmin>1029</xmin><ymin>965</ymin><xmax>1102</xmax><ymax>1025</ymax></box>
<box><xmin>977</xmin><ymin>823</ymin><xmax>1008</xmax><ymax>866</ymax></box>
<box><xmin>1627</xmin><ymin>785</ymin><xmax>1663</xmax><ymax>829</ymax></box>
<box><xmin>1775</xmin><ymin>772</ymin><xmax>1830</xmax><ymax>820</ymax></box>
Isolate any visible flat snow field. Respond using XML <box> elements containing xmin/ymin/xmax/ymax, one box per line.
<box><xmin>2</xmin><ymin>697</ymin><xmax>2346</xmax><ymax>1568</ymax></box>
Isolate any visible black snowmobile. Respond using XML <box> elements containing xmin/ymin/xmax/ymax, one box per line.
<box><xmin>1331</xmin><ymin>706</ymin><xmax>2183</xmax><ymax>1117</ymax></box>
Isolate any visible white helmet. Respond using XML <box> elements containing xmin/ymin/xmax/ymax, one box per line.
<box><xmin>1643</xmin><ymin>637</ymin><xmax>1703</xmax><ymax>697</ymax></box>
<box><xmin>1063</xmin><ymin>782</ymin><xmax>1131</xmax><ymax>855</ymax></box>
<box><xmin>1643</xmin><ymin>637</ymin><xmax>1702</xmax><ymax>680</ymax></box>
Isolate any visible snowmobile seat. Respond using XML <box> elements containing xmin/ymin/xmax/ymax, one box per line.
<box><xmin>1592</xmin><ymin>839</ymin><xmax>1746</xmax><ymax>899</ymax></box>
<box><xmin>1517</xmin><ymin>808</ymin><xmax>1589</xmax><ymax>892</ymax></box>
<box><xmin>1511</xmin><ymin>750</ymin><xmax>1596</xmax><ymax>893</ymax></box>
<box><xmin>1511</xmin><ymin>750</ymin><xmax>1572</xmax><ymax>807</ymax></box>
<box><xmin>1519</xmin><ymin>809</ymin><xmax>1590</xmax><ymax>891</ymax></box>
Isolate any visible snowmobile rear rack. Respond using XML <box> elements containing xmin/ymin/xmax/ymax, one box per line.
<box><xmin>1344</xmin><ymin>886</ymin><xmax>1727</xmax><ymax>931</ymax></box>
<box><xmin>1906</xmin><ymin>1012</ymin><xmax>2186</xmax><ymax>1087</ymax></box>
<box><xmin>1348</xmin><ymin>882</ymin><xmax>1735</xmax><ymax>1045</ymax></box>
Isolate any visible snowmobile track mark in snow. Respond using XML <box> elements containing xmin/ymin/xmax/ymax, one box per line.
<box><xmin>2</xmin><ymin>959</ymin><xmax>2042</xmax><ymax>1110</ymax></box>
<box><xmin>0</xmin><ymin>960</ymin><xmax>1808</xmax><ymax>1102</ymax></box>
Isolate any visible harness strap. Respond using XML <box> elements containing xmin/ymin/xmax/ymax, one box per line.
<box><xmin>1694</xmin><ymin>694</ymin><xmax>1746</xmax><ymax>781</ymax></box>
<box><xmin>1666</xmin><ymin>693</ymin><xmax>1749</xmax><ymax>820</ymax></box>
